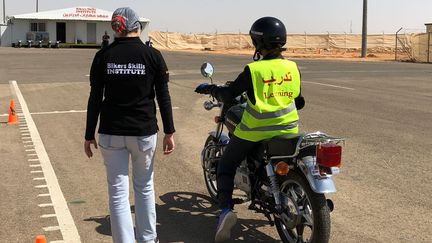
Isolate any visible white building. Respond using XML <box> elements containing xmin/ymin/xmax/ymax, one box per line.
<box><xmin>0</xmin><ymin>7</ymin><xmax>150</xmax><ymax>47</ymax></box>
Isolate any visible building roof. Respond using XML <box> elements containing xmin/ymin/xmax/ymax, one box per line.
<box><xmin>11</xmin><ymin>7</ymin><xmax>150</xmax><ymax>22</ymax></box>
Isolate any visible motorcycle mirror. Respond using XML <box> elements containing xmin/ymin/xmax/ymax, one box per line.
<box><xmin>200</xmin><ymin>62</ymin><xmax>214</xmax><ymax>78</ymax></box>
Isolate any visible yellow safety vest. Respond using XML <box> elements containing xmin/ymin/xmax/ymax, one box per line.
<box><xmin>233</xmin><ymin>59</ymin><xmax>301</xmax><ymax>142</ymax></box>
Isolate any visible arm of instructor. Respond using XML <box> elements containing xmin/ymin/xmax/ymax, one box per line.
<box><xmin>84</xmin><ymin>140</ymin><xmax>98</xmax><ymax>158</ymax></box>
<box><xmin>153</xmin><ymin>50</ymin><xmax>176</xmax><ymax>155</ymax></box>
<box><xmin>84</xmin><ymin>53</ymin><xmax>104</xmax><ymax>159</ymax></box>
<box><xmin>163</xmin><ymin>134</ymin><xmax>175</xmax><ymax>155</ymax></box>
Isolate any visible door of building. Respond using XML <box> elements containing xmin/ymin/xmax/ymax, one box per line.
<box><xmin>87</xmin><ymin>23</ymin><xmax>96</xmax><ymax>44</ymax></box>
<box><xmin>56</xmin><ymin>22</ymin><xmax>66</xmax><ymax>43</ymax></box>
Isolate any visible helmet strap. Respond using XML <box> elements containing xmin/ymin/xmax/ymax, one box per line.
<box><xmin>253</xmin><ymin>50</ymin><xmax>261</xmax><ymax>61</ymax></box>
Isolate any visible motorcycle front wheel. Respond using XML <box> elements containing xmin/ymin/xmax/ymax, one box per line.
<box><xmin>202</xmin><ymin>136</ymin><xmax>219</xmax><ymax>201</ymax></box>
<box><xmin>275</xmin><ymin>171</ymin><xmax>331</xmax><ymax>243</ymax></box>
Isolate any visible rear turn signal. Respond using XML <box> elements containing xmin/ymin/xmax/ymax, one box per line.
<box><xmin>317</xmin><ymin>143</ymin><xmax>342</xmax><ymax>168</ymax></box>
<box><xmin>275</xmin><ymin>162</ymin><xmax>289</xmax><ymax>176</ymax></box>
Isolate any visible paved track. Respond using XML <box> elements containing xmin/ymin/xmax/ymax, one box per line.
<box><xmin>0</xmin><ymin>48</ymin><xmax>431</xmax><ymax>242</ymax></box>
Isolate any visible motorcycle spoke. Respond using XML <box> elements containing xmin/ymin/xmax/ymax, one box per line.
<box><xmin>302</xmin><ymin>205</ymin><xmax>313</xmax><ymax>226</ymax></box>
<box><xmin>289</xmin><ymin>187</ymin><xmax>299</xmax><ymax>202</ymax></box>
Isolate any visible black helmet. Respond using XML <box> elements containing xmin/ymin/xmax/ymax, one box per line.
<box><xmin>249</xmin><ymin>16</ymin><xmax>287</xmax><ymax>51</ymax></box>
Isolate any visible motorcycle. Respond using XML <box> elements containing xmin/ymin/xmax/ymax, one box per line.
<box><xmin>198</xmin><ymin>63</ymin><xmax>344</xmax><ymax>243</ymax></box>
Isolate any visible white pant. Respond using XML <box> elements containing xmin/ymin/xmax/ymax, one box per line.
<box><xmin>99</xmin><ymin>133</ymin><xmax>158</xmax><ymax>243</ymax></box>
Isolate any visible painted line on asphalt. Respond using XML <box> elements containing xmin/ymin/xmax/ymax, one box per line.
<box><xmin>30</xmin><ymin>170</ymin><xmax>44</xmax><ymax>174</ymax></box>
<box><xmin>44</xmin><ymin>226</ymin><xmax>61</xmax><ymax>232</ymax></box>
<box><xmin>35</xmin><ymin>185</ymin><xmax>48</xmax><ymax>188</ymax></box>
<box><xmin>1</xmin><ymin>106</ymin><xmax>180</xmax><ymax>117</ymax></box>
<box><xmin>38</xmin><ymin>203</ymin><xmax>54</xmax><ymax>208</ymax></box>
<box><xmin>30</xmin><ymin>110</ymin><xmax>87</xmax><ymax>115</ymax></box>
<box><xmin>302</xmin><ymin>81</ymin><xmax>355</xmax><ymax>90</ymax></box>
<box><xmin>302</xmin><ymin>70</ymin><xmax>409</xmax><ymax>74</ymax></box>
<box><xmin>9</xmin><ymin>80</ymin><xmax>81</xmax><ymax>242</ymax></box>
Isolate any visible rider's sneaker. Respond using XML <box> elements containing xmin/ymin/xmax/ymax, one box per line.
<box><xmin>215</xmin><ymin>208</ymin><xmax>237</xmax><ymax>242</ymax></box>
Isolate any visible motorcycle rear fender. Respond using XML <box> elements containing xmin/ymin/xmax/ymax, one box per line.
<box><xmin>298</xmin><ymin>156</ymin><xmax>337</xmax><ymax>193</ymax></box>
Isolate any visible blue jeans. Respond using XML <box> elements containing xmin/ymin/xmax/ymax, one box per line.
<box><xmin>99</xmin><ymin>133</ymin><xmax>158</xmax><ymax>243</ymax></box>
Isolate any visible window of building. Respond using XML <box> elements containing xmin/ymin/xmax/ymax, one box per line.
<box><xmin>30</xmin><ymin>23</ymin><xmax>38</xmax><ymax>31</ymax></box>
<box><xmin>30</xmin><ymin>22</ymin><xmax>46</xmax><ymax>32</ymax></box>
<box><xmin>38</xmin><ymin>23</ymin><xmax>46</xmax><ymax>31</ymax></box>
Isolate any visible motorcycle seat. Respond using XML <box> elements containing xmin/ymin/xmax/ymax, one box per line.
<box><xmin>261</xmin><ymin>133</ymin><xmax>303</xmax><ymax>157</ymax></box>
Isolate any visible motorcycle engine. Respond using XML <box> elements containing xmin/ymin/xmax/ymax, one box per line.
<box><xmin>234</xmin><ymin>160</ymin><xmax>251</xmax><ymax>193</ymax></box>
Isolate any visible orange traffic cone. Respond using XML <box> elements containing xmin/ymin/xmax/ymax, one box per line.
<box><xmin>35</xmin><ymin>235</ymin><xmax>46</xmax><ymax>243</ymax></box>
<box><xmin>7</xmin><ymin>100</ymin><xmax>18</xmax><ymax>125</ymax></box>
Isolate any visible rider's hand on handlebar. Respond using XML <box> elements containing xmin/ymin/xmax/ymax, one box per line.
<box><xmin>195</xmin><ymin>83</ymin><xmax>215</xmax><ymax>95</ymax></box>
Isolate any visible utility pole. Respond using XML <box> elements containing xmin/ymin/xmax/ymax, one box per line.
<box><xmin>361</xmin><ymin>0</ymin><xmax>368</xmax><ymax>57</ymax></box>
<box><xmin>36</xmin><ymin>0</ymin><xmax>38</xmax><ymax>12</ymax></box>
<box><xmin>3</xmin><ymin>0</ymin><xmax>5</xmax><ymax>24</ymax></box>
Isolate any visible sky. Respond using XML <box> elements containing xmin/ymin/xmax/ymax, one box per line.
<box><xmin>2</xmin><ymin>0</ymin><xmax>431</xmax><ymax>34</ymax></box>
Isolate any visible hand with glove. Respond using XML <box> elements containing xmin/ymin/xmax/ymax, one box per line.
<box><xmin>195</xmin><ymin>83</ymin><xmax>216</xmax><ymax>95</ymax></box>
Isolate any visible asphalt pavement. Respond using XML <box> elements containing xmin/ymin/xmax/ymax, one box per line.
<box><xmin>0</xmin><ymin>48</ymin><xmax>431</xmax><ymax>243</ymax></box>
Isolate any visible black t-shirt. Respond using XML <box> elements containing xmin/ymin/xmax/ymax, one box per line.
<box><xmin>85</xmin><ymin>37</ymin><xmax>175</xmax><ymax>140</ymax></box>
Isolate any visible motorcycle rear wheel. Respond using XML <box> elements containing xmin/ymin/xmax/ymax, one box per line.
<box><xmin>275</xmin><ymin>171</ymin><xmax>331</xmax><ymax>243</ymax></box>
<box><xmin>202</xmin><ymin>136</ymin><xmax>219</xmax><ymax>201</ymax></box>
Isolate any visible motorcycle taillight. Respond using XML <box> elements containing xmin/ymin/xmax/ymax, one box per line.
<box><xmin>316</xmin><ymin>143</ymin><xmax>342</xmax><ymax>168</ymax></box>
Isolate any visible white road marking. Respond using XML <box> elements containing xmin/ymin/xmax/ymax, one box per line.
<box><xmin>43</xmin><ymin>226</ymin><xmax>60</xmax><ymax>232</ymax></box>
<box><xmin>38</xmin><ymin>193</ymin><xmax>50</xmax><ymax>197</ymax></box>
<box><xmin>30</xmin><ymin>164</ymin><xmax>42</xmax><ymax>168</ymax></box>
<box><xmin>34</xmin><ymin>178</ymin><xmax>46</xmax><ymax>181</ymax></box>
<box><xmin>1</xmin><ymin>107</ymin><xmax>181</xmax><ymax>117</ymax></box>
<box><xmin>38</xmin><ymin>203</ymin><xmax>54</xmax><ymax>208</ymax></box>
<box><xmin>41</xmin><ymin>214</ymin><xmax>57</xmax><ymax>218</ymax></box>
<box><xmin>35</xmin><ymin>185</ymin><xmax>48</xmax><ymax>188</ymax></box>
<box><xmin>30</xmin><ymin>110</ymin><xmax>87</xmax><ymax>115</ymax></box>
<box><xmin>28</xmin><ymin>158</ymin><xmax>39</xmax><ymax>161</ymax></box>
<box><xmin>31</xmin><ymin>170</ymin><xmax>44</xmax><ymax>173</ymax></box>
<box><xmin>302</xmin><ymin>81</ymin><xmax>355</xmax><ymax>90</ymax></box>
<box><xmin>9</xmin><ymin>80</ymin><xmax>81</xmax><ymax>242</ymax></box>
<box><xmin>26</xmin><ymin>149</ymin><xmax>36</xmax><ymax>152</ymax></box>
